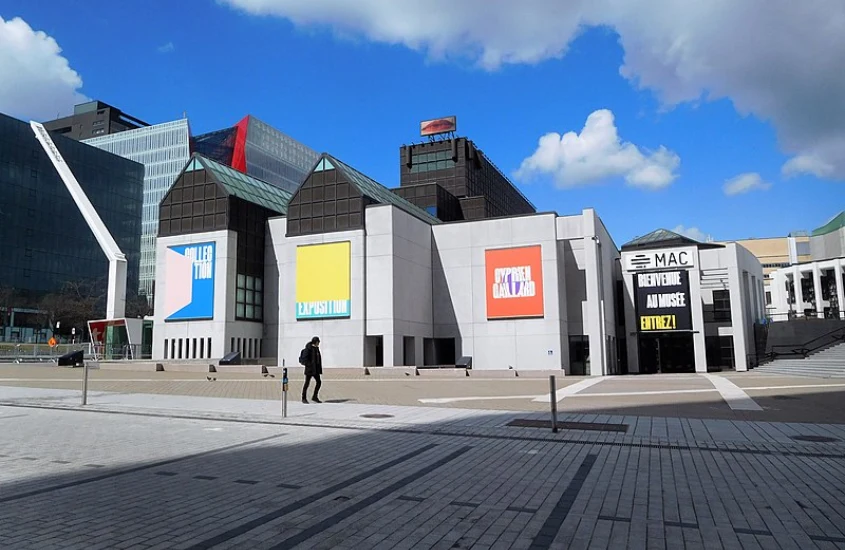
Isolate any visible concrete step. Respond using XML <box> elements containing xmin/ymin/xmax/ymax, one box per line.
<box><xmin>769</xmin><ymin>362</ymin><xmax>844</xmax><ymax>365</ymax></box>
<box><xmin>759</xmin><ymin>367</ymin><xmax>845</xmax><ymax>373</ymax></box>
<box><xmin>760</xmin><ymin>363</ymin><xmax>845</xmax><ymax>370</ymax></box>
<box><xmin>758</xmin><ymin>364</ymin><xmax>845</xmax><ymax>371</ymax></box>
<box><xmin>756</xmin><ymin>367</ymin><xmax>845</xmax><ymax>376</ymax></box>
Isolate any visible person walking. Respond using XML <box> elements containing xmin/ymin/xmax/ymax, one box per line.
<box><xmin>300</xmin><ymin>336</ymin><xmax>323</xmax><ymax>404</ymax></box>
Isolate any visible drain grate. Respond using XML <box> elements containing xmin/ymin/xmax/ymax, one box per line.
<box><xmin>507</xmin><ymin>419</ymin><xmax>629</xmax><ymax>433</ymax></box>
<box><xmin>360</xmin><ymin>414</ymin><xmax>395</xmax><ymax>419</ymax></box>
<box><xmin>790</xmin><ymin>435</ymin><xmax>839</xmax><ymax>443</ymax></box>
<box><xmin>772</xmin><ymin>395</ymin><xmax>800</xmax><ymax>400</ymax></box>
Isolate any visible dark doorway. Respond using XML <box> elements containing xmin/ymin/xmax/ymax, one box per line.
<box><xmin>423</xmin><ymin>338</ymin><xmax>456</xmax><ymax>366</ymax></box>
<box><xmin>638</xmin><ymin>333</ymin><xmax>695</xmax><ymax>374</ymax></box>
<box><xmin>569</xmin><ymin>335</ymin><xmax>590</xmax><ymax>376</ymax></box>
<box><xmin>366</xmin><ymin>336</ymin><xmax>384</xmax><ymax>367</ymax></box>
<box><xmin>403</xmin><ymin>336</ymin><xmax>415</xmax><ymax>366</ymax></box>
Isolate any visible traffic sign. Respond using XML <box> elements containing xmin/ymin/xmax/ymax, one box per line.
<box><xmin>48</xmin><ymin>337</ymin><xmax>57</xmax><ymax>347</ymax></box>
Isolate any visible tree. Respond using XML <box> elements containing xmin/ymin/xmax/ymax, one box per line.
<box><xmin>126</xmin><ymin>293</ymin><xmax>153</xmax><ymax>319</ymax></box>
<box><xmin>0</xmin><ymin>285</ymin><xmax>19</xmax><ymax>330</ymax></box>
<box><xmin>37</xmin><ymin>280</ymin><xmax>104</xmax><ymax>336</ymax></box>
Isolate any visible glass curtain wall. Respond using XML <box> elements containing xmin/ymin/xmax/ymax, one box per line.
<box><xmin>85</xmin><ymin>119</ymin><xmax>191</xmax><ymax>303</ymax></box>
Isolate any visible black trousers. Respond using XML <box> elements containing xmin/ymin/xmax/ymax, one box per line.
<box><xmin>302</xmin><ymin>374</ymin><xmax>321</xmax><ymax>399</ymax></box>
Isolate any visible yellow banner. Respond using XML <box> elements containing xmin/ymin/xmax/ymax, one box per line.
<box><xmin>295</xmin><ymin>242</ymin><xmax>351</xmax><ymax>319</ymax></box>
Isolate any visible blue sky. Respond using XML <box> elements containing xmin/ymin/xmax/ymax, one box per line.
<box><xmin>1</xmin><ymin>0</ymin><xmax>842</xmax><ymax>246</ymax></box>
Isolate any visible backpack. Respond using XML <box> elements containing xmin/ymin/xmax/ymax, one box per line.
<box><xmin>298</xmin><ymin>346</ymin><xmax>310</xmax><ymax>366</ymax></box>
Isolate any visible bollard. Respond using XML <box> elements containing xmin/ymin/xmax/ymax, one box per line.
<box><xmin>281</xmin><ymin>367</ymin><xmax>288</xmax><ymax>418</ymax></box>
<box><xmin>549</xmin><ymin>375</ymin><xmax>558</xmax><ymax>433</ymax></box>
<box><xmin>82</xmin><ymin>361</ymin><xmax>89</xmax><ymax>406</ymax></box>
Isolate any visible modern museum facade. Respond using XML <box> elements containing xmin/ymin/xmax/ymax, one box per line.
<box><xmin>152</xmin><ymin>150</ymin><xmax>766</xmax><ymax>375</ymax></box>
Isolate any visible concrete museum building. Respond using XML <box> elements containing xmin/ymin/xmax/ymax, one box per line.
<box><xmin>152</xmin><ymin>132</ymin><xmax>766</xmax><ymax>375</ymax></box>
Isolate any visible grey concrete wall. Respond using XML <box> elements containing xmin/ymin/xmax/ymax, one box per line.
<box><xmin>431</xmin><ymin>213</ymin><xmax>566</xmax><ymax>371</ymax></box>
<box><xmin>594</xmin><ymin>212</ymin><xmax>622</xmax><ymax>374</ymax></box>
<box><xmin>262</xmin><ymin>218</ymin><xmax>283</xmax><ymax>360</ymax></box>
<box><xmin>270</xmin><ymin>218</ymin><xmax>367</xmax><ymax>369</ymax></box>
<box><xmin>698</xmin><ymin>244</ymin><xmax>764</xmax><ymax>371</ymax></box>
<box><xmin>810</xmin><ymin>227</ymin><xmax>845</xmax><ymax>261</ymax></box>
<box><xmin>174</xmin><ymin>205</ymin><xmax>624</xmax><ymax>373</ymax></box>
<box><xmin>364</xmin><ymin>205</ymin><xmax>433</xmax><ymax>367</ymax></box>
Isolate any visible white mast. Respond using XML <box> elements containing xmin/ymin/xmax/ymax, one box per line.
<box><xmin>30</xmin><ymin>121</ymin><xmax>127</xmax><ymax>319</ymax></box>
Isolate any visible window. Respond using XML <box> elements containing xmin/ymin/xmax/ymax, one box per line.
<box><xmin>236</xmin><ymin>274</ymin><xmax>263</xmax><ymax>321</ymax></box>
<box><xmin>713</xmin><ymin>290</ymin><xmax>732</xmax><ymax>321</ymax></box>
<box><xmin>410</xmin><ymin>149</ymin><xmax>457</xmax><ymax>173</ymax></box>
<box><xmin>765</xmin><ymin>291</ymin><xmax>772</xmax><ymax>306</ymax></box>
<box><xmin>796</xmin><ymin>242</ymin><xmax>811</xmax><ymax>256</ymax></box>
<box><xmin>706</xmin><ymin>336</ymin><xmax>735</xmax><ymax>369</ymax></box>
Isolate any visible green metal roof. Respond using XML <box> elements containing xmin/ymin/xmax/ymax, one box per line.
<box><xmin>194</xmin><ymin>155</ymin><xmax>292</xmax><ymax>214</ymax></box>
<box><xmin>812</xmin><ymin>211</ymin><xmax>845</xmax><ymax>236</ymax></box>
<box><xmin>326</xmin><ymin>154</ymin><xmax>441</xmax><ymax>225</ymax></box>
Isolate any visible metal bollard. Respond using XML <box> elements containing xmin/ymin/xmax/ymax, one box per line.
<box><xmin>281</xmin><ymin>367</ymin><xmax>288</xmax><ymax>418</ymax></box>
<box><xmin>549</xmin><ymin>375</ymin><xmax>558</xmax><ymax>433</ymax></box>
<box><xmin>82</xmin><ymin>361</ymin><xmax>89</xmax><ymax>406</ymax></box>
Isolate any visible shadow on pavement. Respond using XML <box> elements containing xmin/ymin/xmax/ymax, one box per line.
<box><xmin>2</xmin><ymin>388</ymin><xmax>845</xmax><ymax>549</ymax></box>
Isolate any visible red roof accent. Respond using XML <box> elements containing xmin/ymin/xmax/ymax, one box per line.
<box><xmin>231</xmin><ymin>115</ymin><xmax>250</xmax><ymax>173</ymax></box>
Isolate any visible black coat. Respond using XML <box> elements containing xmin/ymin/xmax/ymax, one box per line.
<box><xmin>304</xmin><ymin>343</ymin><xmax>323</xmax><ymax>376</ymax></box>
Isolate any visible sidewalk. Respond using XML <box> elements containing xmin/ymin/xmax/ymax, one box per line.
<box><xmin>3</xmin><ymin>385</ymin><xmax>845</xmax><ymax>458</ymax></box>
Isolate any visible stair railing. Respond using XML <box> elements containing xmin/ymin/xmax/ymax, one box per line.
<box><xmin>767</xmin><ymin>325</ymin><xmax>845</xmax><ymax>361</ymax></box>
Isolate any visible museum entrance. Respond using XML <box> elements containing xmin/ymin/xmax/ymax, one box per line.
<box><xmin>638</xmin><ymin>332</ymin><xmax>695</xmax><ymax>374</ymax></box>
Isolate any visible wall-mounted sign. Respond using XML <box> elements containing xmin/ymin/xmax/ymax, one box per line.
<box><xmin>485</xmin><ymin>245</ymin><xmax>545</xmax><ymax>319</ymax></box>
<box><xmin>624</xmin><ymin>248</ymin><xmax>696</xmax><ymax>271</ymax></box>
<box><xmin>420</xmin><ymin>116</ymin><xmax>457</xmax><ymax>137</ymax></box>
<box><xmin>634</xmin><ymin>270</ymin><xmax>692</xmax><ymax>332</ymax></box>
<box><xmin>164</xmin><ymin>242</ymin><xmax>216</xmax><ymax>321</ymax></box>
<box><xmin>296</xmin><ymin>241</ymin><xmax>351</xmax><ymax>320</ymax></box>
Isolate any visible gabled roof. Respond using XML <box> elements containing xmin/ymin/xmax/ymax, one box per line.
<box><xmin>319</xmin><ymin>153</ymin><xmax>440</xmax><ymax>225</ymax></box>
<box><xmin>622</xmin><ymin>228</ymin><xmax>723</xmax><ymax>251</ymax></box>
<box><xmin>184</xmin><ymin>154</ymin><xmax>292</xmax><ymax>214</ymax></box>
<box><xmin>813</xmin><ymin>211</ymin><xmax>845</xmax><ymax>236</ymax></box>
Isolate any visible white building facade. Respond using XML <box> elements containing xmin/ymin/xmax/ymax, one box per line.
<box><xmin>262</xmin><ymin>206</ymin><xmax>619</xmax><ymax>374</ymax></box>
<box><xmin>621</xmin><ymin>231</ymin><xmax>765</xmax><ymax>373</ymax></box>
<box><xmin>769</xmin><ymin>213</ymin><xmax>845</xmax><ymax>320</ymax></box>
<box><xmin>152</xmin><ymin>153</ymin><xmax>766</xmax><ymax>375</ymax></box>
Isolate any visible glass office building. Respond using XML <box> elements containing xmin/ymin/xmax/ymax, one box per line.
<box><xmin>0</xmin><ymin>112</ymin><xmax>143</xmax><ymax>340</ymax></box>
<box><xmin>192</xmin><ymin>115</ymin><xmax>318</xmax><ymax>194</ymax></box>
<box><xmin>85</xmin><ymin>119</ymin><xmax>191</xmax><ymax>301</ymax></box>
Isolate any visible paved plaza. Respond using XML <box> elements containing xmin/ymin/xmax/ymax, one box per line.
<box><xmin>2</xmin><ymin>365</ymin><xmax>845</xmax><ymax>423</ymax></box>
<box><xmin>1</xmin><ymin>366</ymin><xmax>845</xmax><ymax>548</ymax></box>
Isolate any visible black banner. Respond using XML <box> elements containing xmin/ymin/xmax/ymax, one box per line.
<box><xmin>634</xmin><ymin>270</ymin><xmax>692</xmax><ymax>332</ymax></box>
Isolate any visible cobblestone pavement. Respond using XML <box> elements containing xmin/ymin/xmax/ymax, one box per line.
<box><xmin>2</xmin><ymin>365</ymin><xmax>845</xmax><ymax>423</ymax></box>
<box><xmin>2</xmin><ymin>402</ymin><xmax>845</xmax><ymax>550</ymax></box>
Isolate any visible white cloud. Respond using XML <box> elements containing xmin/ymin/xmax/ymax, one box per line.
<box><xmin>723</xmin><ymin>172</ymin><xmax>772</xmax><ymax>196</ymax></box>
<box><xmin>782</xmin><ymin>153</ymin><xmax>837</xmax><ymax>180</ymax></box>
<box><xmin>221</xmin><ymin>0</ymin><xmax>845</xmax><ymax>181</ymax></box>
<box><xmin>514</xmin><ymin>109</ymin><xmax>680</xmax><ymax>189</ymax></box>
<box><xmin>157</xmin><ymin>42</ymin><xmax>175</xmax><ymax>54</ymax></box>
<box><xmin>672</xmin><ymin>225</ymin><xmax>711</xmax><ymax>243</ymax></box>
<box><xmin>0</xmin><ymin>16</ymin><xmax>86</xmax><ymax>121</ymax></box>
